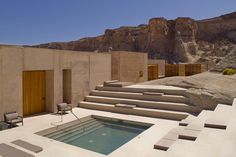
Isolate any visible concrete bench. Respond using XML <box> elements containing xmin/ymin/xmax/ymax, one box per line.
<box><xmin>115</xmin><ymin>104</ymin><xmax>136</xmax><ymax>109</ymax></box>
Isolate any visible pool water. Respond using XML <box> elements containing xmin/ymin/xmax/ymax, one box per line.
<box><xmin>42</xmin><ymin>117</ymin><xmax>150</xmax><ymax>155</ymax></box>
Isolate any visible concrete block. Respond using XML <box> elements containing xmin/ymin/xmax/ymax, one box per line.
<box><xmin>186</xmin><ymin>124</ymin><xmax>203</xmax><ymax>131</ymax></box>
<box><xmin>179</xmin><ymin>129</ymin><xmax>200</xmax><ymax>141</ymax></box>
<box><xmin>163</xmin><ymin>132</ymin><xmax>178</xmax><ymax>141</ymax></box>
<box><xmin>154</xmin><ymin>139</ymin><xmax>175</xmax><ymax>151</ymax></box>
<box><xmin>204</xmin><ymin>118</ymin><xmax>227</xmax><ymax>129</ymax></box>
<box><xmin>169</xmin><ymin>127</ymin><xmax>184</xmax><ymax>134</ymax></box>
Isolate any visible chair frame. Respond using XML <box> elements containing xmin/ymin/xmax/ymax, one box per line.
<box><xmin>4</xmin><ymin>112</ymin><xmax>23</xmax><ymax>127</ymax></box>
<box><xmin>57</xmin><ymin>103</ymin><xmax>72</xmax><ymax>114</ymax></box>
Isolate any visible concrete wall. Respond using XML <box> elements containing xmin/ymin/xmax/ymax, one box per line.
<box><xmin>0</xmin><ymin>45</ymin><xmax>111</xmax><ymax>121</ymax></box>
<box><xmin>111</xmin><ymin>51</ymin><xmax>148</xmax><ymax>83</ymax></box>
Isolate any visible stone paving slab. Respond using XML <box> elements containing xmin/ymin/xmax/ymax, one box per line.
<box><xmin>0</xmin><ymin>143</ymin><xmax>34</xmax><ymax>157</ymax></box>
<box><xmin>154</xmin><ymin>139</ymin><xmax>175</xmax><ymax>151</ymax></box>
<box><xmin>179</xmin><ymin>129</ymin><xmax>200</xmax><ymax>141</ymax></box>
<box><xmin>185</xmin><ymin>124</ymin><xmax>203</xmax><ymax>131</ymax></box>
<box><xmin>12</xmin><ymin>139</ymin><xmax>43</xmax><ymax>153</ymax></box>
<box><xmin>163</xmin><ymin>132</ymin><xmax>178</xmax><ymax>141</ymax></box>
<box><xmin>204</xmin><ymin>118</ymin><xmax>227</xmax><ymax>129</ymax></box>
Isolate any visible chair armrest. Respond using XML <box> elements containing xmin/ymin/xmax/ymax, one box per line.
<box><xmin>18</xmin><ymin>116</ymin><xmax>23</xmax><ymax>120</ymax></box>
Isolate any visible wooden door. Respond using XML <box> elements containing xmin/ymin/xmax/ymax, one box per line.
<box><xmin>23</xmin><ymin>71</ymin><xmax>46</xmax><ymax>116</ymax></box>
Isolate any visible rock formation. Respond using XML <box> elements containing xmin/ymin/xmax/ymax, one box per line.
<box><xmin>139</xmin><ymin>72</ymin><xmax>236</xmax><ymax>110</ymax></box>
<box><xmin>33</xmin><ymin>12</ymin><xmax>236</xmax><ymax>69</ymax></box>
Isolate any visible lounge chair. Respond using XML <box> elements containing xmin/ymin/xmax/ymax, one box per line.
<box><xmin>57</xmin><ymin>103</ymin><xmax>72</xmax><ymax>114</ymax></box>
<box><xmin>4</xmin><ymin>112</ymin><xmax>23</xmax><ymax>127</ymax></box>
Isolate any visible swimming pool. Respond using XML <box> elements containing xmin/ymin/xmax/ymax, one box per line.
<box><xmin>37</xmin><ymin>115</ymin><xmax>152</xmax><ymax>155</ymax></box>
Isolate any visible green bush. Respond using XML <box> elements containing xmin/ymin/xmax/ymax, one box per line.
<box><xmin>222</xmin><ymin>68</ymin><xmax>236</xmax><ymax>75</ymax></box>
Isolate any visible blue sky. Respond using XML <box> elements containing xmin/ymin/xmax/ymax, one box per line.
<box><xmin>0</xmin><ymin>0</ymin><xmax>235</xmax><ymax>45</ymax></box>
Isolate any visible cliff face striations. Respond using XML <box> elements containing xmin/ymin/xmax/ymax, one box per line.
<box><xmin>34</xmin><ymin>12</ymin><xmax>236</xmax><ymax>66</ymax></box>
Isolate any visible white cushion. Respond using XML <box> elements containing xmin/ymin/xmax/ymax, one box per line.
<box><xmin>58</xmin><ymin>103</ymin><xmax>68</xmax><ymax>109</ymax></box>
<box><xmin>5</xmin><ymin>113</ymin><xmax>18</xmax><ymax>121</ymax></box>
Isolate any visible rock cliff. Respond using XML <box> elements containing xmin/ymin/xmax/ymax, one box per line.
<box><xmin>34</xmin><ymin>12</ymin><xmax>236</xmax><ymax>69</ymax></box>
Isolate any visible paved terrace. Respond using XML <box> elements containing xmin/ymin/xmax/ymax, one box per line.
<box><xmin>0</xmin><ymin>91</ymin><xmax>235</xmax><ymax>157</ymax></box>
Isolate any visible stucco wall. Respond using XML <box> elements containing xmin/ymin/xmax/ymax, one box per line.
<box><xmin>0</xmin><ymin>45</ymin><xmax>111</xmax><ymax>121</ymax></box>
<box><xmin>0</xmin><ymin>47</ymin><xmax>23</xmax><ymax>122</ymax></box>
<box><xmin>111</xmin><ymin>51</ymin><xmax>148</xmax><ymax>83</ymax></box>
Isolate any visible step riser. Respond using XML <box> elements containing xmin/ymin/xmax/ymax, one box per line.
<box><xmin>85</xmin><ymin>96</ymin><xmax>198</xmax><ymax>112</ymax></box>
<box><xmin>79</xmin><ymin>102</ymin><xmax>188</xmax><ymax>121</ymax></box>
<box><xmin>91</xmin><ymin>91</ymin><xmax>189</xmax><ymax>103</ymax></box>
<box><xmin>96</xmin><ymin>86</ymin><xmax>186</xmax><ymax>96</ymax></box>
<box><xmin>56</xmin><ymin>123</ymin><xmax>104</xmax><ymax>142</ymax></box>
<box><xmin>48</xmin><ymin>120</ymin><xmax>99</xmax><ymax>139</ymax></box>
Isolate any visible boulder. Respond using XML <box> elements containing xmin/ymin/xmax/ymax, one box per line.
<box><xmin>139</xmin><ymin>72</ymin><xmax>236</xmax><ymax>109</ymax></box>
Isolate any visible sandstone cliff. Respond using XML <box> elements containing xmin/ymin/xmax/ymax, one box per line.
<box><xmin>34</xmin><ymin>12</ymin><xmax>236</xmax><ymax>69</ymax></box>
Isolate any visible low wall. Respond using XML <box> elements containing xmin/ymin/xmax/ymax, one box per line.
<box><xmin>111</xmin><ymin>51</ymin><xmax>148</xmax><ymax>83</ymax></box>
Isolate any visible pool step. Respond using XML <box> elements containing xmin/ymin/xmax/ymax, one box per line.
<box><xmin>85</xmin><ymin>96</ymin><xmax>198</xmax><ymax>113</ymax></box>
<box><xmin>95</xmin><ymin>85</ymin><xmax>187</xmax><ymax>96</ymax></box>
<box><xmin>90</xmin><ymin>90</ymin><xmax>189</xmax><ymax>103</ymax></box>
<box><xmin>44</xmin><ymin>119</ymin><xmax>96</xmax><ymax>138</ymax></box>
<box><xmin>79</xmin><ymin>101</ymin><xmax>189</xmax><ymax>121</ymax></box>
<box><xmin>56</xmin><ymin>122</ymin><xmax>104</xmax><ymax>142</ymax></box>
<box><xmin>63</xmin><ymin>124</ymin><xmax>105</xmax><ymax>143</ymax></box>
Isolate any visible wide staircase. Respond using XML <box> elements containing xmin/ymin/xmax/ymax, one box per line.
<box><xmin>79</xmin><ymin>84</ymin><xmax>202</xmax><ymax>121</ymax></box>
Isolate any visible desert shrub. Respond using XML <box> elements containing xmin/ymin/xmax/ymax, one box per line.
<box><xmin>222</xmin><ymin>68</ymin><xmax>236</xmax><ymax>75</ymax></box>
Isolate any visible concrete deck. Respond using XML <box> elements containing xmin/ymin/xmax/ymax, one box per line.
<box><xmin>0</xmin><ymin>99</ymin><xmax>236</xmax><ymax>157</ymax></box>
<box><xmin>0</xmin><ymin>108</ymin><xmax>178</xmax><ymax>157</ymax></box>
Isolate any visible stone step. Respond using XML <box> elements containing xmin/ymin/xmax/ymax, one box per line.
<box><xmin>91</xmin><ymin>90</ymin><xmax>189</xmax><ymax>103</ymax></box>
<box><xmin>46</xmin><ymin>119</ymin><xmax>98</xmax><ymax>139</ymax></box>
<box><xmin>79</xmin><ymin>101</ymin><xmax>189</xmax><ymax>121</ymax></box>
<box><xmin>204</xmin><ymin>104</ymin><xmax>231</xmax><ymax>129</ymax></box>
<box><xmin>178</xmin><ymin>129</ymin><xmax>201</xmax><ymax>141</ymax></box>
<box><xmin>179</xmin><ymin>115</ymin><xmax>197</xmax><ymax>126</ymax></box>
<box><xmin>95</xmin><ymin>85</ymin><xmax>187</xmax><ymax>96</ymax></box>
<box><xmin>115</xmin><ymin>104</ymin><xmax>136</xmax><ymax>109</ymax></box>
<box><xmin>85</xmin><ymin>95</ymin><xmax>198</xmax><ymax>113</ymax></box>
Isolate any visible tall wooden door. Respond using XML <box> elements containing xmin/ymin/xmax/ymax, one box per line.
<box><xmin>23</xmin><ymin>71</ymin><xmax>46</xmax><ymax>116</ymax></box>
